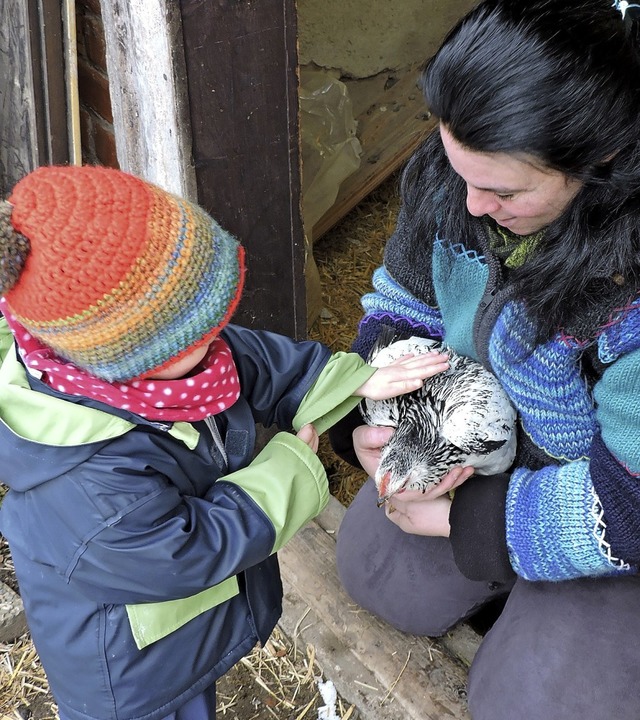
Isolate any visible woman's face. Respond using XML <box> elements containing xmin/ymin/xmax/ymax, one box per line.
<box><xmin>440</xmin><ymin>124</ymin><xmax>582</xmax><ymax>235</ymax></box>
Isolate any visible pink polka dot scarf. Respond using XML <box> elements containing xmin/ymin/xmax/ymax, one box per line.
<box><xmin>2</xmin><ymin>300</ymin><xmax>241</xmax><ymax>422</ymax></box>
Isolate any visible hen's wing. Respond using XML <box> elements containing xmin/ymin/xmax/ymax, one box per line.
<box><xmin>360</xmin><ymin>396</ymin><xmax>399</xmax><ymax>427</ymax></box>
<box><xmin>436</xmin><ymin>362</ymin><xmax>517</xmax><ymax>472</ymax></box>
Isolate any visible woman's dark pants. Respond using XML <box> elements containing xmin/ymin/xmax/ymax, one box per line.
<box><xmin>337</xmin><ymin>478</ymin><xmax>640</xmax><ymax>720</ymax></box>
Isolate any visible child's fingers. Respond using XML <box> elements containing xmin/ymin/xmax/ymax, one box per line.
<box><xmin>388</xmin><ymin>355</ymin><xmax>449</xmax><ymax>375</ymax></box>
<box><xmin>296</xmin><ymin>423</ymin><xmax>319</xmax><ymax>452</ymax></box>
<box><xmin>391</xmin><ymin>375</ymin><xmax>435</xmax><ymax>394</ymax></box>
<box><xmin>386</xmin><ymin>357</ymin><xmax>449</xmax><ymax>384</ymax></box>
<box><xmin>359</xmin><ymin>352</ymin><xmax>450</xmax><ymax>399</ymax></box>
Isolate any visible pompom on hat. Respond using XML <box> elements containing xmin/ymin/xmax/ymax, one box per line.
<box><xmin>0</xmin><ymin>165</ymin><xmax>245</xmax><ymax>382</ymax></box>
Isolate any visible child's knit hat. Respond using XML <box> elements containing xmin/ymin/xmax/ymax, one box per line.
<box><xmin>0</xmin><ymin>165</ymin><xmax>245</xmax><ymax>382</ymax></box>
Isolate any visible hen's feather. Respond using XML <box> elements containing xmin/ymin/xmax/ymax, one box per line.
<box><xmin>361</xmin><ymin>327</ymin><xmax>517</xmax><ymax>503</ymax></box>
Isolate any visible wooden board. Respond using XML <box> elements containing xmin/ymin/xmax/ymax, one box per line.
<box><xmin>278</xmin><ymin>496</ymin><xmax>480</xmax><ymax>720</ymax></box>
<box><xmin>311</xmin><ymin>67</ymin><xmax>436</xmax><ymax>241</ymax></box>
<box><xmin>0</xmin><ymin>0</ymin><xmax>69</xmax><ymax>193</ymax></box>
<box><xmin>180</xmin><ymin>0</ymin><xmax>307</xmax><ymax>339</ymax></box>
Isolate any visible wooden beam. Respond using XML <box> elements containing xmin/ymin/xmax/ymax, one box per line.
<box><xmin>99</xmin><ymin>0</ymin><xmax>196</xmax><ymax>199</ymax></box>
<box><xmin>180</xmin><ymin>0</ymin><xmax>306</xmax><ymax>338</ymax></box>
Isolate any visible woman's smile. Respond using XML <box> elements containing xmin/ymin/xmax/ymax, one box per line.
<box><xmin>440</xmin><ymin>124</ymin><xmax>582</xmax><ymax>235</ymax></box>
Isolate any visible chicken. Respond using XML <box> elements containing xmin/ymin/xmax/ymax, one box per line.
<box><xmin>361</xmin><ymin>327</ymin><xmax>517</xmax><ymax>505</ymax></box>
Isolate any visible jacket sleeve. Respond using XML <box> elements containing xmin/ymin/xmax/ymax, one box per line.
<box><xmin>36</xmin><ymin>429</ymin><xmax>329</xmax><ymax>606</ymax></box>
<box><xmin>221</xmin><ymin>324</ymin><xmax>333</xmax><ymax>430</ymax></box>
<box><xmin>124</xmin><ymin>431</ymin><xmax>331</xmax><ymax>649</ymax></box>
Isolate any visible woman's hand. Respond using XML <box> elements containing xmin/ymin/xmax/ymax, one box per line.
<box><xmin>384</xmin><ymin>465</ymin><xmax>475</xmax><ymax>536</ymax></box>
<box><xmin>352</xmin><ymin>424</ymin><xmax>394</xmax><ymax>478</ymax></box>
<box><xmin>355</xmin><ymin>352</ymin><xmax>449</xmax><ymax>400</ymax></box>
<box><xmin>352</xmin><ymin>423</ymin><xmax>474</xmax><ymax>536</ymax></box>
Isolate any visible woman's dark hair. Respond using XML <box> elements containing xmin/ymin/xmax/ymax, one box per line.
<box><xmin>402</xmin><ymin>0</ymin><xmax>640</xmax><ymax>339</ymax></box>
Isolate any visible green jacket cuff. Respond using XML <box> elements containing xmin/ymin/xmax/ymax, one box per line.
<box><xmin>293</xmin><ymin>351</ymin><xmax>374</xmax><ymax>435</ymax></box>
<box><xmin>224</xmin><ymin>431</ymin><xmax>330</xmax><ymax>552</ymax></box>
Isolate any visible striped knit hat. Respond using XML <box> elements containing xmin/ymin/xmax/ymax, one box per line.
<box><xmin>0</xmin><ymin>165</ymin><xmax>245</xmax><ymax>382</ymax></box>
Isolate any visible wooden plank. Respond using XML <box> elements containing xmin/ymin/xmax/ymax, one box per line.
<box><xmin>99</xmin><ymin>0</ymin><xmax>196</xmax><ymax>199</ymax></box>
<box><xmin>442</xmin><ymin>623</ymin><xmax>481</xmax><ymax>669</ymax></box>
<box><xmin>311</xmin><ymin>67</ymin><xmax>436</xmax><ymax>241</ymax></box>
<box><xmin>1</xmin><ymin>0</ymin><xmax>69</xmax><ymax>193</ymax></box>
<box><xmin>180</xmin><ymin>0</ymin><xmax>306</xmax><ymax>339</ymax></box>
<box><xmin>278</xmin><ymin>499</ymin><xmax>473</xmax><ymax>720</ymax></box>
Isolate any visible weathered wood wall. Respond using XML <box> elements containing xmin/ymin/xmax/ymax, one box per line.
<box><xmin>1</xmin><ymin>0</ymin><xmax>36</xmax><ymax>192</ymax></box>
<box><xmin>0</xmin><ymin>0</ymin><xmax>68</xmax><ymax>193</ymax></box>
<box><xmin>180</xmin><ymin>0</ymin><xmax>306</xmax><ymax>338</ymax></box>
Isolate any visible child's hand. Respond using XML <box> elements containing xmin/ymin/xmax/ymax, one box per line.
<box><xmin>296</xmin><ymin>423</ymin><xmax>319</xmax><ymax>453</ymax></box>
<box><xmin>355</xmin><ymin>352</ymin><xmax>449</xmax><ymax>400</ymax></box>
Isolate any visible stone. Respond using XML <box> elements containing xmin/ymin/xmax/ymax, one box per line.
<box><xmin>0</xmin><ymin>581</ymin><xmax>27</xmax><ymax>643</ymax></box>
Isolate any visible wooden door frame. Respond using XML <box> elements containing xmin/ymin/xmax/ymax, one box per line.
<box><xmin>100</xmin><ymin>0</ymin><xmax>306</xmax><ymax>338</ymax></box>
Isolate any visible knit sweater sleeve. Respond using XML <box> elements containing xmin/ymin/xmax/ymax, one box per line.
<box><xmin>498</xmin><ymin>337</ymin><xmax>640</xmax><ymax>581</ymax></box>
<box><xmin>450</xmin><ymin>304</ymin><xmax>640</xmax><ymax>583</ymax></box>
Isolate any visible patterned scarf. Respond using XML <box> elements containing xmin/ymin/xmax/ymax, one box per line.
<box><xmin>486</xmin><ymin>223</ymin><xmax>544</xmax><ymax>269</ymax></box>
<box><xmin>2</xmin><ymin>299</ymin><xmax>240</xmax><ymax>422</ymax></box>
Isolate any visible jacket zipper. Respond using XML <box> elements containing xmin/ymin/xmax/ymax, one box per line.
<box><xmin>205</xmin><ymin>416</ymin><xmax>228</xmax><ymax>469</ymax></box>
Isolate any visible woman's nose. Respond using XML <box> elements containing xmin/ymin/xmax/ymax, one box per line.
<box><xmin>466</xmin><ymin>185</ymin><xmax>500</xmax><ymax>217</ymax></box>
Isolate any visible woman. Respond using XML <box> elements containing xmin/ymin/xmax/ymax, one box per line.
<box><xmin>330</xmin><ymin>1</ymin><xmax>640</xmax><ymax>718</ymax></box>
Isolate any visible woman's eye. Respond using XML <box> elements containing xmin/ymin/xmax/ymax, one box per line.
<box><xmin>496</xmin><ymin>193</ymin><xmax>515</xmax><ymax>201</ymax></box>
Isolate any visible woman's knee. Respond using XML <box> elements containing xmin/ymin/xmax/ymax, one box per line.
<box><xmin>336</xmin><ymin>479</ymin><xmax>509</xmax><ymax>636</ymax></box>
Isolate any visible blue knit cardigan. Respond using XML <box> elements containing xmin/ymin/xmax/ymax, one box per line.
<box><xmin>348</xmin><ymin>207</ymin><xmax>640</xmax><ymax>582</ymax></box>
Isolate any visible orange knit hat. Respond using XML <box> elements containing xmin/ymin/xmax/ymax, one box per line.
<box><xmin>0</xmin><ymin>165</ymin><xmax>245</xmax><ymax>381</ymax></box>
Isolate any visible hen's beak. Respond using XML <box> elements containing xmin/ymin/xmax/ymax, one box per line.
<box><xmin>376</xmin><ymin>472</ymin><xmax>391</xmax><ymax>507</ymax></box>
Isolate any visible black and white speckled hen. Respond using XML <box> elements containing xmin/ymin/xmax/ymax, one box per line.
<box><xmin>361</xmin><ymin>327</ymin><xmax>517</xmax><ymax>505</ymax></box>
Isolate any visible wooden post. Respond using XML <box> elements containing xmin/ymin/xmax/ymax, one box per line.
<box><xmin>0</xmin><ymin>0</ymin><xmax>69</xmax><ymax>193</ymax></box>
<box><xmin>180</xmin><ymin>0</ymin><xmax>306</xmax><ymax>338</ymax></box>
<box><xmin>99</xmin><ymin>0</ymin><xmax>197</xmax><ymax>200</ymax></box>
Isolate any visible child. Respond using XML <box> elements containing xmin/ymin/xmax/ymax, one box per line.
<box><xmin>0</xmin><ymin>165</ymin><xmax>449</xmax><ymax>720</ymax></box>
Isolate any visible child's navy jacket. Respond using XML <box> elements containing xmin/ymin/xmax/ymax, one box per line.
<box><xmin>0</xmin><ymin>321</ymin><xmax>374</xmax><ymax>720</ymax></box>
